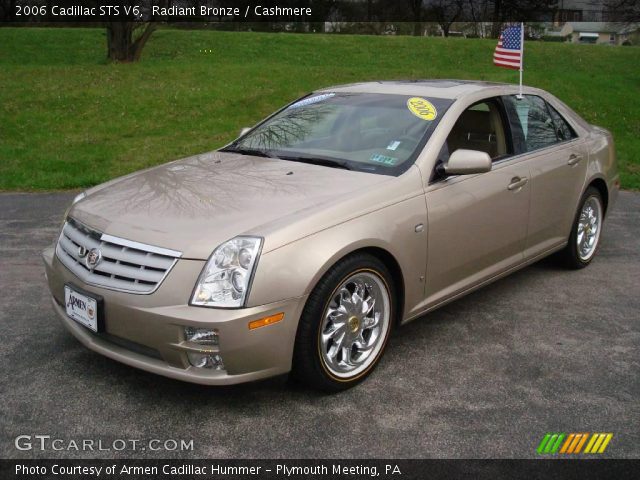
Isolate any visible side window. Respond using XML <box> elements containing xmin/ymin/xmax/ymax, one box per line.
<box><xmin>547</xmin><ymin>104</ymin><xmax>577</xmax><ymax>142</ymax></box>
<box><xmin>445</xmin><ymin>98</ymin><xmax>510</xmax><ymax>161</ymax></box>
<box><xmin>525</xmin><ymin>96</ymin><xmax>559</xmax><ymax>151</ymax></box>
<box><xmin>503</xmin><ymin>95</ymin><xmax>559</xmax><ymax>153</ymax></box>
<box><xmin>431</xmin><ymin>97</ymin><xmax>511</xmax><ymax>182</ymax></box>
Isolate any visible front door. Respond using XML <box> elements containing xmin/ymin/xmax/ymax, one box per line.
<box><xmin>423</xmin><ymin>98</ymin><xmax>531</xmax><ymax>308</ymax></box>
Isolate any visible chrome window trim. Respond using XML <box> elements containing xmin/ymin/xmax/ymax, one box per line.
<box><xmin>426</xmin><ymin>137</ymin><xmax>586</xmax><ymax>189</ymax></box>
<box><xmin>428</xmin><ymin>129</ymin><xmax>585</xmax><ymax>187</ymax></box>
<box><xmin>490</xmin><ymin>136</ymin><xmax>584</xmax><ymax>167</ymax></box>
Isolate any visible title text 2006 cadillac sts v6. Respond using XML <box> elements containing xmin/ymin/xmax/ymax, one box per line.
<box><xmin>43</xmin><ymin>80</ymin><xmax>619</xmax><ymax>391</ymax></box>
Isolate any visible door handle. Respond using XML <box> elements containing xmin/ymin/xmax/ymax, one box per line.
<box><xmin>568</xmin><ymin>154</ymin><xmax>582</xmax><ymax>166</ymax></box>
<box><xmin>508</xmin><ymin>176</ymin><xmax>528</xmax><ymax>191</ymax></box>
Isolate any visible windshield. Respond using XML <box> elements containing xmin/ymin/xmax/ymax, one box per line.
<box><xmin>225</xmin><ymin>92</ymin><xmax>453</xmax><ymax>175</ymax></box>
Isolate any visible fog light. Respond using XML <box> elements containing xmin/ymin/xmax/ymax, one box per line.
<box><xmin>184</xmin><ymin>327</ymin><xmax>219</xmax><ymax>346</ymax></box>
<box><xmin>188</xmin><ymin>352</ymin><xmax>224</xmax><ymax>370</ymax></box>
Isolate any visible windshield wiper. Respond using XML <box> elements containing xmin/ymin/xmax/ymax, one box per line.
<box><xmin>221</xmin><ymin>147</ymin><xmax>353</xmax><ymax>170</ymax></box>
<box><xmin>278</xmin><ymin>155</ymin><xmax>352</xmax><ymax>171</ymax></box>
<box><xmin>219</xmin><ymin>146</ymin><xmax>279</xmax><ymax>159</ymax></box>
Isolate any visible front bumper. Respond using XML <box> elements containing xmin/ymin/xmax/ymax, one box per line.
<box><xmin>43</xmin><ymin>245</ymin><xmax>306</xmax><ymax>385</ymax></box>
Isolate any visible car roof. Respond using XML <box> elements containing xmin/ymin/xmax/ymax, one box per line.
<box><xmin>317</xmin><ymin>79</ymin><xmax>524</xmax><ymax>100</ymax></box>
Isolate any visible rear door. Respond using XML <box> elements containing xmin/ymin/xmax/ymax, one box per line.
<box><xmin>501</xmin><ymin>95</ymin><xmax>588</xmax><ymax>257</ymax></box>
<box><xmin>423</xmin><ymin>97</ymin><xmax>531</xmax><ymax>307</ymax></box>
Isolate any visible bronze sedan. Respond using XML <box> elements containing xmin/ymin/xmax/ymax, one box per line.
<box><xmin>43</xmin><ymin>80</ymin><xmax>619</xmax><ymax>391</ymax></box>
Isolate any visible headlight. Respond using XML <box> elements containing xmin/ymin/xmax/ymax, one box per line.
<box><xmin>72</xmin><ymin>191</ymin><xmax>87</xmax><ymax>205</ymax></box>
<box><xmin>62</xmin><ymin>191</ymin><xmax>86</xmax><ymax>224</ymax></box>
<box><xmin>191</xmin><ymin>236</ymin><xmax>262</xmax><ymax>308</ymax></box>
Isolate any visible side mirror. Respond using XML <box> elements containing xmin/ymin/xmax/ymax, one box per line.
<box><xmin>444</xmin><ymin>149</ymin><xmax>492</xmax><ymax>175</ymax></box>
<box><xmin>239</xmin><ymin>127</ymin><xmax>251</xmax><ymax>137</ymax></box>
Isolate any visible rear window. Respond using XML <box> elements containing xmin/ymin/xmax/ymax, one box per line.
<box><xmin>502</xmin><ymin>94</ymin><xmax>577</xmax><ymax>154</ymax></box>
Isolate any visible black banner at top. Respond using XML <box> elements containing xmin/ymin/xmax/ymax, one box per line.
<box><xmin>1</xmin><ymin>0</ymin><xmax>637</xmax><ymax>24</ymax></box>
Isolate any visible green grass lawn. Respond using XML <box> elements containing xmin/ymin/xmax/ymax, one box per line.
<box><xmin>1</xmin><ymin>27</ymin><xmax>639</xmax><ymax>190</ymax></box>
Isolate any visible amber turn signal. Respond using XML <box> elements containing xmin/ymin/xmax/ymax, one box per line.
<box><xmin>249</xmin><ymin>312</ymin><xmax>284</xmax><ymax>330</ymax></box>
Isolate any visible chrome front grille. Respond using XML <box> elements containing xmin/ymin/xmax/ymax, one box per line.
<box><xmin>55</xmin><ymin>218</ymin><xmax>181</xmax><ymax>294</ymax></box>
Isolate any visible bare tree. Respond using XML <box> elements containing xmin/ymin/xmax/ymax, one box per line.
<box><xmin>106</xmin><ymin>22</ymin><xmax>157</xmax><ymax>62</ymax></box>
<box><xmin>104</xmin><ymin>0</ymin><xmax>168</xmax><ymax>62</ymax></box>
<box><xmin>0</xmin><ymin>0</ymin><xmax>14</xmax><ymax>20</ymax></box>
<box><xmin>466</xmin><ymin>0</ymin><xmax>493</xmax><ymax>36</ymax></box>
<box><xmin>308</xmin><ymin>0</ymin><xmax>339</xmax><ymax>32</ymax></box>
<box><xmin>408</xmin><ymin>0</ymin><xmax>424</xmax><ymax>36</ymax></box>
<box><xmin>427</xmin><ymin>0</ymin><xmax>464</xmax><ymax>36</ymax></box>
<box><xmin>491</xmin><ymin>0</ymin><xmax>559</xmax><ymax>37</ymax></box>
<box><xmin>602</xmin><ymin>0</ymin><xmax>640</xmax><ymax>23</ymax></box>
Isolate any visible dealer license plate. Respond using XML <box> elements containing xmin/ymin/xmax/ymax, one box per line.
<box><xmin>64</xmin><ymin>285</ymin><xmax>98</xmax><ymax>332</ymax></box>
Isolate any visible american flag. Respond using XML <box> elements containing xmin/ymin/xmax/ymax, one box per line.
<box><xmin>493</xmin><ymin>24</ymin><xmax>523</xmax><ymax>70</ymax></box>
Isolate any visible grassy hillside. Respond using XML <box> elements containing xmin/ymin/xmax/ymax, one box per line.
<box><xmin>0</xmin><ymin>27</ymin><xmax>638</xmax><ymax>190</ymax></box>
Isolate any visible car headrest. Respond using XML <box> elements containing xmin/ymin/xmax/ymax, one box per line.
<box><xmin>455</xmin><ymin>110</ymin><xmax>494</xmax><ymax>135</ymax></box>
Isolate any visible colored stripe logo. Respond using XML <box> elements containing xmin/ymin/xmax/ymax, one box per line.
<box><xmin>537</xmin><ymin>433</ymin><xmax>613</xmax><ymax>454</ymax></box>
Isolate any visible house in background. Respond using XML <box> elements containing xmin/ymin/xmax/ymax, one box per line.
<box><xmin>560</xmin><ymin>22</ymin><xmax>640</xmax><ymax>45</ymax></box>
<box><xmin>554</xmin><ymin>0</ymin><xmax>608</xmax><ymax>24</ymax></box>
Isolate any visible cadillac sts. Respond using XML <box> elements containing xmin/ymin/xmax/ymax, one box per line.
<box><xmin>43</xmin><ymin>80</ymin><xmax>619</xmax><ymax>391</ymax></box>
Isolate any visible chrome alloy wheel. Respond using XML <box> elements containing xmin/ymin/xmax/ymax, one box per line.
<box><xmin>319</xmin><ymin>271</ymin><xmax>390</xmax><ymax>379</ymax></box>
<box><xmin>577</xmin><ymin>195</ymin><xmax>603</xmax><ymax>261</ymax></box>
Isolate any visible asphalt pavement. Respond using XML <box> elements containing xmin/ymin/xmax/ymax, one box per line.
<box><xmin>0</xmin><ymin>191</ymin><xmax>638</xmax><ymax>459</ymax></box>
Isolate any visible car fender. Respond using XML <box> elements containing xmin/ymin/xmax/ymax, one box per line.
<box><xmin>583</xmin><ymin>126</ymin><xmax>619</xmax><ymax>214</ymax></box>
<box><xmin>247</xmin><ymin>193</ymin><xmax>428</xmax><ymax>323</ymax></box>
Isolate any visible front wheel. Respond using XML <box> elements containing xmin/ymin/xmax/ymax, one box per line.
<box><xmin>291</xmin><ymin>253</ymin><xmax>395</xmax><ymax>392</ymax></box>
<box><xmin>558</xmin><ymin>187</ymin><xmax>604</xmax><ymax>269</ymax></box>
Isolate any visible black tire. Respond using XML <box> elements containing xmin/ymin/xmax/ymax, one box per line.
<box><xmin>291</xmin><ymin>253</ymin><xmax>396</xmax><ymax>392</ymax></box>
<box><xmin>558</xmin><ymin>186</ymin><xmax>604</xmax><ymax>269</ymax></box>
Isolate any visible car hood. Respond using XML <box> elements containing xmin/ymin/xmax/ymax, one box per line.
<box><xmin>70</xmin><ymin>151</ymin><xmax>391</xmax><ymax>259</ymax></box>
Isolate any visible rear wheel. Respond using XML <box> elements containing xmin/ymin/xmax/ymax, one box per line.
<box><xmin>291</xmin><ymin>253</ymin><xmax>395</xmax><ymax>392</ymax></box>
<box><xmin>559</xmin><ymin>187</ymin><xmax>604</xmax><ymax>269</ymax></box>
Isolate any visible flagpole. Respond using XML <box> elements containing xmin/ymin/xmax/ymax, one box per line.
<box><xmin>518</xmin><ymin>22</ymin><xmax>524</xmax><ymax>99</ymax></box>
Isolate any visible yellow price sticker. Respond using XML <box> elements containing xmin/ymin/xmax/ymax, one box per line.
<box><xmin>407</xmin><ymin>97</ymin><xmax>437</xmax><ymax>121</ymax></box>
